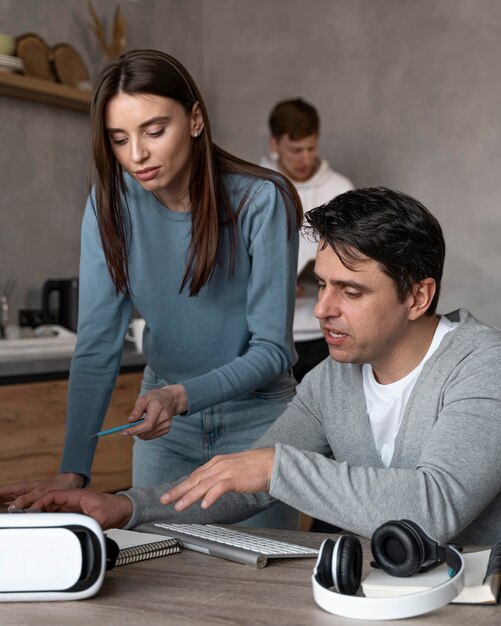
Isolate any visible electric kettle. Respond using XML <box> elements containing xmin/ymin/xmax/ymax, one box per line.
<box><xmin>42</xmin><ymin>277</ymin><xmax>79</xmax><ymax>332</ymax></box>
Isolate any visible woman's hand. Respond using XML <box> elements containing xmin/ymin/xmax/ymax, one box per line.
<box><xmin>30</xmin><ymin>489</ymin><xmax>133</xmax><ymax>530</ymax></box>
<box><xmin>123</xmin><ymin>384</ymin><xmax>188</xmax><ymax>440</ymax></box>
<box><xmin>0</xmin><ymin>472</ymin><xmax>85</xmax><ymax>510</ymax></box>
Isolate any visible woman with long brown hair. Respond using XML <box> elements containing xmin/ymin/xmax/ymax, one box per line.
<box><xmin>4</xmin><ymin>50</ymin><xmax>302</xmax><ymax>528</ymax></box>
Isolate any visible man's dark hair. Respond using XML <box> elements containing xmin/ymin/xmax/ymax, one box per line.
<box><xmin>268</xmin><ymin>98</ymin><xmax>319</xmax><ymax>140</ymax></box>
<box><xmin>305</xmin><ymin>187</ymin><xmax>445</xmax><ymax>315</ymax></box>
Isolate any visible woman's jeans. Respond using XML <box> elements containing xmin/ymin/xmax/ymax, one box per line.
<box><xmin>132</xmin><ymin>366</ymin><xmax>300</xmax><ymax>529</ymax></box>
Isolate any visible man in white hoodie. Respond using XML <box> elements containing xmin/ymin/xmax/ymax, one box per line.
<box><xmin>261</xmin><ymin>98</ymin><xmax>354</xmax><ymax>381</ymax></box>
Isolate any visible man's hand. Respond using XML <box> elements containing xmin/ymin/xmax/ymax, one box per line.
<box><xmin>0</xmin><ymin>473</ymin><xmax>85</xmax><ymax>510</ymax></box>
<box><xmin>123</xmin><ymin>384</ymin><xmax>188</xmax><ymax>440</ymax></box>
<box><xmin>160</xmin><ymin>448</ymin><xmax>276</xmax><ymax>511</ymax></box>
<box><xmin>29</xmin><ymin>489</ymin><xmax>133</xmax><ymax>530</ymax></box>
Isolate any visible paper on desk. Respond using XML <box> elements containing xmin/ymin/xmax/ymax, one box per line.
<box><xmin>361</xmin><ymin>549</ymin><xmax>496</xmax><ymax>604</ymax></box>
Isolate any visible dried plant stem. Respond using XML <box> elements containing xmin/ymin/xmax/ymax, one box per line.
<box><xmin>88</xmin><ymin>1</ymin><xmax>127</xmax><ymax>60</ymax></box>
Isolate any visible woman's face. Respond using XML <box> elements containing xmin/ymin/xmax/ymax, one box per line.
<box><xmin>105</xmin><ymin>92</ymin><xmax>203</xmax><ymax>205</ymax></box>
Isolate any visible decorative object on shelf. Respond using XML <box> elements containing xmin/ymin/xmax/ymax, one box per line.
<box><xmin>51</xmin><ymin>43</ymin><xmax>91</xmax><ymax>90</ymax></box>
<box><xmin>15</xmin><ymin>33</ymin><xmax>55</xmax><ymax>81</ymax></box>
<box><xmin>0</xmin><ymin>54</ymin><xmax>23</xmax><ymax>74</ymax></box>
<box><xmin>0</xmin><ymin>28</ymin><xmax>92</xmax><ymax>109</ymax></box>
<box><xmin>88</xmin><ymin>2</ymin><xmax>127</xmax><ymax>60</ymax></box>
<box><xmin>12</xmin><ymin>32</ymin><xmax>92</xmax><ymax>93</ymax></box>
<box><xmin>0</xmin><ymin>33</ymin><xmax>15</xmax><ymax>56</ymax></box>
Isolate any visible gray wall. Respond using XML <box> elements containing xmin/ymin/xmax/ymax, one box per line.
<box><xmin>1</xmin><ymin>0</ymin><xmax>501</xmax><ymax>327</ymax></box>
<box><xmin>0</xmin><ymin>0</ymin><xmax>203</xmax><ymax>316</ymax></box>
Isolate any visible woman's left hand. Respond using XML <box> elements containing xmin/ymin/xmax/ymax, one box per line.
<box><xmin>123</xmin><ymin>384</ymin><xmax>188</xmax><ymax>440</ymax></box>
<box><xmin>30</xmin><ymin>489</ymin><xmax>133</xmax><ymax>530</ymax></box>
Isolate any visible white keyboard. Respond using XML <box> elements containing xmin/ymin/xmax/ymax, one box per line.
<box><xmin>145</xmin><ymin>523</ymin><xmax>319</xmax><ymax>568</ymax></box>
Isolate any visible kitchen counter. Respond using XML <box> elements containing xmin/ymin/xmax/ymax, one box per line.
<box><xmin>0</xmin><ymin>341</ymin><xmax>145</xmax><ymax>384</ymax></box>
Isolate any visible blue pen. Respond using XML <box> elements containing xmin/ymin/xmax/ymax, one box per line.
<box><xmin>93</xmin><ymin>417</ymin><xmax>145</xmax><ymax>438</ymax></box>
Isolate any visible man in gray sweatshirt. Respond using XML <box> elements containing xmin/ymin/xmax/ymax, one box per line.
<box><xmin>8</xmin><ymin>187</ymin><xmax>501</xmax><ymax>545</ymax></box>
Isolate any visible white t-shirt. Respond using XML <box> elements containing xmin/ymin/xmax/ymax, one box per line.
<box><xmin>260</xmin><ymin>155</ymin><xmax>353</xmax><ymax>341</ymax></box>
<box><xmin>363</xmin><ymin>316</ymin><xmax>458</xmax><ymax>467</ymax></box>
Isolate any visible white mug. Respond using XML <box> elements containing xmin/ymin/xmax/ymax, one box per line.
<box><xmin>125</xmin><ymin>318</ymin><xmax>145</xmax><ymax>353</ymax></box>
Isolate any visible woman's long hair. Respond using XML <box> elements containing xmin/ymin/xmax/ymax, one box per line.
<box><xmin>90</xmin><ymin>49</ymin><xmax>302</xmax><ymax>296</ymax></box>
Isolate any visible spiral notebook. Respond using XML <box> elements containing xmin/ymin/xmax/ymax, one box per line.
<box><xmin>105</xmin><ymin>528</ymin><xmax>183</xmax><ymax>566</ymax></box>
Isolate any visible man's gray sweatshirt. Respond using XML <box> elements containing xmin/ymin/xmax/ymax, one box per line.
<box><xmin>123</xmin><ymin>309</ymin><xmax>501</xmax><ymax>545</ymax></box>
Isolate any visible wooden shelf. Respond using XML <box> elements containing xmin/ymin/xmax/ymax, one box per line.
<box><xmin>0</xmin><ymin>71</ymin><xmax>91</xmax><ymax>112</ymax></box>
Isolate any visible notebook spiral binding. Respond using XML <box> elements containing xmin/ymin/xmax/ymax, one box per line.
<box><xmin>115</xmin><ymin>539</ymin><xmax>182</xmax><ymax>566</ymax></box>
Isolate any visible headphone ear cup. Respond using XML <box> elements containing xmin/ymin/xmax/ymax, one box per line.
<box><xmin>371</xmin><ymin>520</ymin><xmax>424</xmax><ymax>577</ymax></box>
<box><xmin>316</xmin><ymin>538</ymin><xmax>336</xmax><ymax>588</ymax></box>
<box><xmin>335</xmin><ymin>535</ymin><xmax>363</xmax><ymax>595</ymax></box>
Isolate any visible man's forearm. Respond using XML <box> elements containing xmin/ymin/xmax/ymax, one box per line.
<box><xmin>119</xmin><ymin>483</ymin><xmax>274</xmax><ymax>529</ymax></box>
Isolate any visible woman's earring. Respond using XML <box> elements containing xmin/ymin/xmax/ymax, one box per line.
<box><xmin>192</xmin><ymin>131</ymin><xmax>199</xmax><ymax>137</ymax></box>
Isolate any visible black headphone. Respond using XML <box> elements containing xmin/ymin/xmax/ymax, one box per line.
<box><xmin>312</xmin><ymin>519</ymin><xmax>464</xmax><ymax>620</ymax></box>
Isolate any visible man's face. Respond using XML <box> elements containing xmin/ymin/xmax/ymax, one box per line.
<box><xmin>314</xmin><ymin>243</ymin><xmax>416</xmax><ymax>381</ymax></box>
<box><xmin>270</xmin><ymin>134</ymin><xmax>318</xmax><ymax>182</ymax></box>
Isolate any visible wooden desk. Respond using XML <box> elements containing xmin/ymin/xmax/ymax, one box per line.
<box><xmin>1</xmin><ymin>528</ymin><xmax>498</xmax><ymax>626</ymax></box>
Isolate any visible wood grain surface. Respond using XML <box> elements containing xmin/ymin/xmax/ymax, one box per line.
<box><xmin>0</xmin><ymin>372</ymin><xmax>142</xmax><ymax>492</ymax></box>
<box><xmin>0</xmin><ymin>71</ymin><xmax>92</xmax><ymax>111</ymax></box>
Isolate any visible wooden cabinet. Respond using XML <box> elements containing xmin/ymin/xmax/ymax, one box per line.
<box><xmin>0</xmin><ymin>372</ymin><xmax>142</xmax><ymax>492</ymax></box>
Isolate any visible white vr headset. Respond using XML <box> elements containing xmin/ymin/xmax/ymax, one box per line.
<box><xmin>312</xmin><ymin>519</ymin><xmax>465</xmax><ymax>620</ymax></box>
<box><xmin>0</xmin><ymin>512</ymin><xmax>107</xmax><ymax>602</ymax></box>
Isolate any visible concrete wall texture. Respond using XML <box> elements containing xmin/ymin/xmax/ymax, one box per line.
<box><xmin>1</xmin><ymin>0</ymin><xmax>500</xmax><ymax>327</ymax></box>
